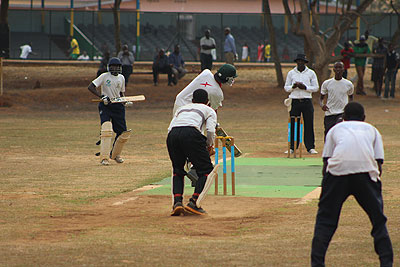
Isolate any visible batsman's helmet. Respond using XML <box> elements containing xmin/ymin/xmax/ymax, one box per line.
<box><xmin>108</xmin><ymin>57</ymin><xmax>122</xmax><ymax>76</ymax></box>
<box><xmin>216</xmin><ymin>64</ymin><xmax>237</xmax><ymax>85</ymax></box>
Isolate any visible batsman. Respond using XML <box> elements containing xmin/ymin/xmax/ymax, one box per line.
<box><xmin>88</xmin><ymin>57</ymin><xmax>131</xmax><ymax>166</ymax></box>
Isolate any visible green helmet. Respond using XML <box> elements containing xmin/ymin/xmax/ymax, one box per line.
<box><xmin>217</xmin><ymin>64</ymin><xmax>238</xmax><ymax>85</ymax></box>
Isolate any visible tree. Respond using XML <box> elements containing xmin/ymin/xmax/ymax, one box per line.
<box><xmin>283</xmin><ymin>0</ymin><xmax>374</xmax><ymax>83</ymax></box>
<box><xmin>112</xmin><ymin>0</ymin><xmax>122</xmax><ymax>55</ymax></box>
<box><xmin>0</xmin><ymin>0</ymin><xmax>10</xmax><ymax>58</ymax></box>
<box><xmin>263</xmin><ymin>0</ymin><xmax>284</xmax><ymax>87</ymax></box>
<box><xmin>390</xmin><ymin>0</ymin><xmax>400</xmax><ymax>45</ymax></box>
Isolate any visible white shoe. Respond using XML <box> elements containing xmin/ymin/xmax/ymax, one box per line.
<box><xmin>114</xmin><ymin>155</ymin><xmax>124</xmax><ymax>163</ymax></box>
<box><xmin>284</xmin><ymin>149</ymin><xmax>294</xmax><ymax>154</ymax></box>
<box><xmin>101</xmin><ymin>159</ymin><xmax>109</xmax><ymax>165</ymax></box>
<box><xmin>308</xmin><ymin>149</ymin><xmax>318</xmax><ymax>154</ymax></box>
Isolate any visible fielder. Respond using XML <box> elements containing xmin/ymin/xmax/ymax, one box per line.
<box><xmin>319</xmin><ymin>62</ymin><xmax>354</xmax><ymax>139</ymax></box>
<box><xmin>311</xmin><ymin>102</ymin><xmax>393</xmax><ymax>266</ymax></box>
<box><xmin>167</xmin><ymin>89</ymin><xmax>217</xmax><ymax>216</ymax></box>
<box><xmin>88</xmin><ymin>57</ymin><xmax>131</xmax><ymax>166</ymax></box>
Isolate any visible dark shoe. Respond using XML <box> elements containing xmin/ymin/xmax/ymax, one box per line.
<box><xmin>171</xmin><ymin>202</ymin><xmax>184</xmax><ymax>216</ymax></box>
<box><xmin>186</xmin><ymin>168</ymin><xmax>198</xmax><ymax>187</ymax></box>
<box><xmin>184</xmin><ymin>200</ymin><xmax>206</xmax><ymax>215</ymax></box>
<box><xmin>153</xmin><ymin>82</ymin><xmax>158</xmax><ymax>86</ymax></box>
<box><xmin>356</xmin><ymin>91</ymin><xmax>366</xmax><ymax>95</ymax></box>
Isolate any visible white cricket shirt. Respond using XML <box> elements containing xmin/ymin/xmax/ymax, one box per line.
<box><xmin>92</xmin><ymin>72</ymin><xmax>125</xmax><ymax>99</ymax></box>
<box><xmin>168</xmin><ymin>103</ymin><xmax>217</xmax><ymax>146</ymax></box>
<box><xmin>200</xmin><ymin>37</ymin><xmax>216</xmax><ymax>55</ymax></box>
<box><xmin>20</xmin><ymin>45</ymin><xmax>32</xmax><ymax>59</ymax></box>
<box><xmin>323</xmin><ymin>121</ymin><xmax>384</xmax><ymax>182</ymax></box>
<box><xmin>174</xmin><ymin>69</ymin><xmax>223</xmax><ymax>112</ymax></box>
<box><xmin>284</xmin><ymin>66</ymin><xmax>319</xmax><ymax>98</ymax></box>
<box><xmin>321</xmin><ymin>78</ymin><xmax>354</xmax><ymax>116</ymax></box>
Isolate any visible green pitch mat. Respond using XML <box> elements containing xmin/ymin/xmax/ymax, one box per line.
<box><xmin>140</xmin><ymin>157</ymin><xmax>323</xmax><ymax>198</ymax></box>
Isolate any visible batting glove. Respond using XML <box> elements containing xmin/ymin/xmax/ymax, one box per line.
<box><xmin>101</xmin><ymin>95</ymin><xmax>111</xmax><ymax>105</ymax></box>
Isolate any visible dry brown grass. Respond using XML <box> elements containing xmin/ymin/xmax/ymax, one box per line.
<box><xmin>0</xmin><ymin>64</ymin><xmax>399</xmax><ymax>266</ymax></box>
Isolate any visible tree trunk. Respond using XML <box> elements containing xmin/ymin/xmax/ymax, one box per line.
<box><xmin>0</xmin><ymin>0</ymin><xmax>9</xmax><ymax>58</ymax></box>
<box><xmin>113</xmin><ymin>0</ymin><xmax>121</xmax><ymax>55</ymax></box>
<box><xmin>263</xmin><ymin>0</ymin><xmax>284</xmax><ymax>87</ymax></box>
<box><xmin>391</xmin><ymin>10</ymin><xmax>400</xmax><ymax>45</ymax></box>
<box><xmin>283</xmin><ymin>0</ymin><xmax>374</xmax><ymax>84</ymax></box>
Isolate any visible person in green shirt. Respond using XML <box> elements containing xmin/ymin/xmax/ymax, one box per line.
<box><xmin>353</xmin><ymin>35</ymin><xmax>370</xmax><ymax>95</ymax></box>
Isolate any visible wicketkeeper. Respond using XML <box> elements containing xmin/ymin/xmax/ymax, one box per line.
<box><xmin>167</xmin><ymin>89</ymin><xmax>218</xmax><ymax>216</ymax></box>
<box><xmin>88</xmin><ymin>57</ymin><xmax>131</xmax><ymax>166</ymax></box>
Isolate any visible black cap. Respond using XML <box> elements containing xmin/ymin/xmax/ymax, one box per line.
<box><xmin>192</xmin><ymin>89</ymin><xmax>208</xmax><ymax>104</ymax></box>
<box><xmin>294</xmin><ymin>54</ymin><xmax>309</xmax><ymax>63</ymax></box>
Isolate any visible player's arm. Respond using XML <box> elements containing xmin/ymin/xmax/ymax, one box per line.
<box><xmin>376</xmin><ymin>159</ymin><xmax>383</xmax><ymax>177</ymax></box>
<box><xmin>284</xmin><ymin>72</ymin><xmax>295</xmax><ymax>92</ymax></box>
<box><xmin>319</xmin><ymin>94</ymin><xmax>328</xmax><ymax>111</ymax></box>
<box><xmin>88</xmin><ymin>83</ymin><xmax>101</xmax><ymax>98</ymax></box>
<box><xmin>322</xmin><ymin>157</ymin><xmax>329</xmax><ymax>177</ymax></box>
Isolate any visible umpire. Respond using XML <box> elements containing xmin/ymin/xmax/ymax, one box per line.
<box><xmin>167</xmin><ymin>89</ymin><xmax>217</xmax><ymax>216</ymax></box>
<box><xmin>311</xmin><ymin>102</ymin><xmax>393</xmax><ymax>267</ymax></box>
<box><xmin>284</xmin><ymin>54</ymin><xmax>319</xmax><ymax>154</ymax></box>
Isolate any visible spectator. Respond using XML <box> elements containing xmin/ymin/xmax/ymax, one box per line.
<box><xmin>100</xmin><ymin>43</ymin><xmax>110</xmax><ymax>57</ymax></box>
<box><xmin>199</xmin><ymin>29</ymin><xmax>216</xmax><ymax>71</ymax></box>
<box><xmin>241</xmin><ymin>43</ymin><xmax>250</xmax><ymax>62</ymax></box>
<box><xmin>383</xmin><ymin>43</ymin><xmax>400</xmax><ymax>99</ymax></box>
<box><xmin>264</xmin><ymin>41</ymin><xmax>271</xmax><ymax>62</ymax></box>
<box><xmin>93</xmin><ymin>53</ymin><xmax>102</xmax><ymax>61</ymax></box>
<box><xmin>365</xmin><ymin>30</ymin><xmax>378</xmax><ymax>65</ymax></box>
<box><xmin>97</xmin><ymin>51</ymin><xmax>110</xmax><ymax>77</ymax></box>
<box><xmin>353</xmin><ymin>35</ymin><xmax>370</xmax><ymax>95</ymax></box>
<box><xmin>152</xmin><ymin>49</ymin><xmax>172</xmax><ymax>86</ymax></box>
<box><xmin>340</xmin><ymin>42</ymin><xmax>354</xmax><ymax>79</ymax></box>
<box><xmin>118</xmin><ymin>44</ymin><xmax>135</xmax><ymax>86</ymax></box>
<box><xmin>78</xmin><ymin>51</ymin><xmax>90</xmax><ymax>61</ymax></box>
<box><xmin>257</xmin><ymin>42</ymin><xmax>264</xmax><ymax>62</ymax></box>
<box><xmin>19</xmin><ymin>42</ymin><xmax>37</xmax><ymax>59</ymax></box>
<box><xmin>67</xmin><ymin>36</ymin><xmax>80</xmax><ymax>60</ymax></box>
<box><xmin>372</xmin><ymin>38</ymin><xmax>387</xmax><ymax>97</ymax></box>
<box><xmin>284</xmin><ymin>54</ymin><xmax>319</xmax><ymax>154</ymax></box>
<box><xmin>169</xmin><ymin>44</ymin><xmax>187</xmax><ymax>86</ymax></box>
<box><xmin>223</xmin><ymin>27</ymin><xmax>237</xmax><ymax>65</ymax></box>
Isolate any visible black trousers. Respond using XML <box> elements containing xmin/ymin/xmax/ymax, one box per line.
<box><xmin>311</xmin><ymin>172</ymin><xmax>393</xmax><ymax>267</ymax></box>
<box><xmin>98</xmin><ymin>102</ymin><xmax>127</xmax><ymax>143</ymax></box>
<box><xmin>289</xmin><ymin>98</ymin><xmax>315</xmax><ymax>151</ymax></box>
<box><xmin>166</xmin><ymin>127</ymin><xmax>214</xmax><ymax>204</ymax></box>
<box><xmin>323</xmin><ymin>113</ymin><xmax>343</xmax><ymax>140</ymax></box>
<box><xmin>200</xmin><ymin>53</ymin><xmax>213</xmax><ymax>71</ymax></box>
<box><xmin>152</xmin><ymin>65</ymin><xmax>172</xmax><ymax>84</ymax></box>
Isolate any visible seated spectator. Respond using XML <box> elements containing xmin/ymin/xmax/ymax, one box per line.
<box><xmin>118</xmin><ymin>44</ymin><xmax>135</xmax><ymax>86</ymax></box>
<box><xmin>78</xmin><ymin>51</ymin><xmax>90</xmax><ymax>61</ymax></box>
<box><xmin>169</xmin><ymin>44</ymin><xmax>187</xmax><ymax>85</ymax></box>
<box><xmin>93</xmin><ymin>53</ymin><xmax>102</xmax><ymax>61</ymax></box>
<box><xmin>152</xmin><ymin>49</ymin><xmax>172</xmax><ymax>86</ymax></box>
<box><xmin>97</xmin><ymin>51</ymin><xmax>110</xmax><ymax>77</ymax></box>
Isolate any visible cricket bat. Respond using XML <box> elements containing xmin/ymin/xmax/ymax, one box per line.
<box><xmin>92</xmin><ymin>95</ymin><xmax>146</xmax><ymax>103</ymax></box>
<box><xmin>216</xmin><ymin>126</ymin><xmax>242</xmax><ymax>157</ymax></box>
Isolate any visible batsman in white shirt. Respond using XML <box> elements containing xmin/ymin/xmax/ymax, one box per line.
<box><xmin>167</xmin><ymin>89</ymin><xmax>218</xmax><ymax>216</ymax></box>
<box><xmin>88</xmin><ymin>57</ymin><xmax>130</xmax><ymax>166</ymax></box>
<box><xmin>311</xmin><ymin>102</ymin><xmax>393</xmax><ymax>266</ymax></box>
<box><xmin>320</xmin><ymin>62</ymin><xmax>354</xmax><ymax>138</ymax></box>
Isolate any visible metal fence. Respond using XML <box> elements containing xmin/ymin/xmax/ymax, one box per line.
<box><xmin>8</xmin><ymin>10</ymin><xmax>399</xmax><ymax>62</ymax></box>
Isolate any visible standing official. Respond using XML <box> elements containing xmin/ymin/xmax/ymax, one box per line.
<box><xmin>320</xmin><ymin>62</ymin><xmax>354</xmax><ymax>138</ymax></box>
<box><xmin>284</xmin><ymin>54</ymin><xmax>319</xmax><ymax>154</ymax></box>
<box><xmin>88</xmin><ymin>57</ymin><xmax>130</xmax><ymax>166</ymax></box>
<box><xmin>167</xmin><ymin>89</ymin><xmax>217</xmax><ymax>216</ymax></box>
<box><xmin>117</xmin><ymin>44</ymin><xmax>135</xmax><ymax>87</ymax></box>
<box><xmin>200</xmin><ymin>29</ymin><xmax>216</xmax><ymax>71</ymax></box>
<box><xmin>311</xmin><ymin>102</ymin><xmax>393</xmax><ymax>267</ymax></box>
